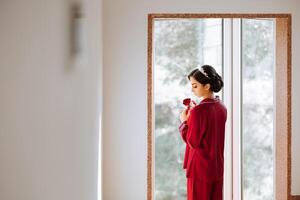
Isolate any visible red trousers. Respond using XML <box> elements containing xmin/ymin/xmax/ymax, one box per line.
<box><xmin>187</xmin><ymin>178</ymin><xmax>223</xmax><ymax>200</ymax></box>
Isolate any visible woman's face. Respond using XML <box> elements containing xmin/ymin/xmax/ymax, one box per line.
<box><xmin>189</xmin><ymin>76</ymin><xmax>210</xmax><ymax>98</ymax></box>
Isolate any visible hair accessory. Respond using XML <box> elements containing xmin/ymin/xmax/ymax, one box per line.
<box><xmin>197</xmin><ymin>65</ymin><xmax>209</xmax><ymax>78</ymax></box>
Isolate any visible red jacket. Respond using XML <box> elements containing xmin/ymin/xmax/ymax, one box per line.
<box><xmin>179</xmin><ymin>96</ymin><xmax>227</xmax><ymax>182</ymax></box>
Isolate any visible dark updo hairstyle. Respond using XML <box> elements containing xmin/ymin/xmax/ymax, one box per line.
<box><xmin>187</xmin><ymin>65</ymin><xmax>224</xmax><ymax>93</ymax></box>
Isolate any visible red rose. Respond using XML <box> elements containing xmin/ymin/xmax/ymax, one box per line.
<box><xmin>183</xmin><ymin>98</ymin><xmax>191</xmax><ymax>106</ymax></box>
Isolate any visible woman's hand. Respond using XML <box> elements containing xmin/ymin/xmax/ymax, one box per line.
<box><xmin>180</xmin><ymin>100</ymin><xmax>196</xmax><ymax>123</ymax></box>
<box><xmin>180</xmin><ymin>107</ymin><xmax>191</xmax><ymax>123</ymax></box>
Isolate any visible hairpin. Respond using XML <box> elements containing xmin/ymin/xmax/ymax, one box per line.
<box><xmin>197</xmin><ymin>65</ymin><xmax>209</xmax><ymax>78</ymax></box>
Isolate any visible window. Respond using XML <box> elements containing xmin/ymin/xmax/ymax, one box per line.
<box><xmin>241</xmin><ymin>19</ymin><xmax>275</xmax><ymax>200</ymax></box>
<box><xmin>148</xmin><ymin>14</ymin><xmax>292</xmax><ymax>200</ymax></box>
<box><xmin>153</xmin><ymin>19</ymin><xmax>223</xmax><ymax>200</ymax></box>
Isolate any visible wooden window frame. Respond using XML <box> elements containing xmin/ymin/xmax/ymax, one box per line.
<box><xmin>147</xmin><ymin>13</ymin><xmax>292</xmax><ymax>200</ymax></box>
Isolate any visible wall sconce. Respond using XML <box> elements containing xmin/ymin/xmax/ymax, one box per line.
<box><xmin>70</xmin><ymin>2</ymin><xmax>86</xmax><ymax>66</ymax></box>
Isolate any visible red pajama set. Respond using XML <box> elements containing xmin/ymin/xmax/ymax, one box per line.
<box><xmin>179</xmin><ymin>96</ymin><xmax>227</xmax><ymax>200</ymax></box>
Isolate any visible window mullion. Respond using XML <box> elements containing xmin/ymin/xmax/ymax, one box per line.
<box><xmin>223</xmin><ymin>18</ymin><xmax>233</xmax><ymax>200</ymax></box>
<box><xmin>232</xmin><ymin>18</ymin><xmax>242</xmax><ymax>200</ymax></box>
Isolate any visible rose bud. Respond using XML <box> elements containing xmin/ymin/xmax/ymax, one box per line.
<box><xmin>183</xmin><ymin>98</ymin><xmax>191</xmax><ymax>106</ymax></box>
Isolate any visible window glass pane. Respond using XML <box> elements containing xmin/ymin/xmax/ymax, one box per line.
<box><xmin>153</xmin><ymin>19</ymin><xmax>223</xmax><ymax>200</ymax></box>
<box><xmin>241</xmin><ymin>19</ymin><xmax>275</xmax><ymax>200</ymax></box>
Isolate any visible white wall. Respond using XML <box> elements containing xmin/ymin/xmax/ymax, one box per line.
<box><xmin>103</xmin><ymin>0</ymin><xmax>300</xmax><ymax>199</ymax></box>
<box><xmin>0</xmin><ymin>0</ymin><xmax>102</xmax><ymax>199</ymax></box>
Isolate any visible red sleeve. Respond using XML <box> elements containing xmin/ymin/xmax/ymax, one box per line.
<box><xmin>178</xmin><ymin>121</ymin><xmax>188</xmax><ymax>144</ymax></box>
<box><xmin>186</xmin><ymin>107</ymin><xmax>207</xmax><ymax>149</ymax></box>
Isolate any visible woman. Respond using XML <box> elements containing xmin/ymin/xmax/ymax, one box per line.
<box><xmin>179</xmin><ymin>65</ymin><xmax>227</xmax><ymax>200</ymax></box>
